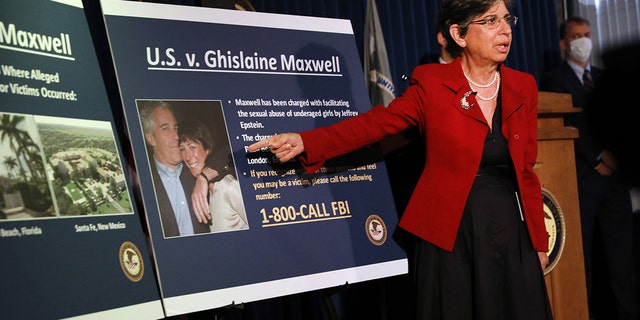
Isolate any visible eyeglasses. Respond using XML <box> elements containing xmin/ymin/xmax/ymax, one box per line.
<box><xmin>468</xmin><ymin>15</ymin><xmax>518</xmax><ymax>29</ymax></box>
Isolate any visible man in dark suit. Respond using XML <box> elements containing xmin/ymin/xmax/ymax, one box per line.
<box><xmin>138</xmin><ymin>100</ymin><xmax>211</xmax><ymax>237</ymax></box>
<box><xmin>418</xmin><ymin>31</ymin><xmax>454</xmax><ymax>65</ymax></box>
<box><xmin>540</xmin><ymin>17</ymin><xmax>639</xmax><ymax>320</ymax></box>
<box><xmin>586</xmin><ymin>42</ymin><xmax>640</xmax><ymax>189</ymax></box>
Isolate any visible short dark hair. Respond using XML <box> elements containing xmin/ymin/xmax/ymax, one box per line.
<box><xmin>559</xmin><ymin>16</ymin><xmax>590</xmax><ymax>40</ymax></box>
<box><xmin>438</xmin><ymin>0</ymin><xmax>514</xmax><ymax>58</ymax></box>
<box><xmin>178</xmin><ymin>119</ymin><xmax>214</xmax><ymax>153</ymax></box>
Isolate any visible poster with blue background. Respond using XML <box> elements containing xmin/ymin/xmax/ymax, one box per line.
<box><xmin>0</xmin><ymin>0</ymin><xmax>164</xmax><ymax>319</ymax></box>
<box><xmin>101</xmin><ymin>0</ymin><xmax>407</xmax><ymax>316</ymax></box>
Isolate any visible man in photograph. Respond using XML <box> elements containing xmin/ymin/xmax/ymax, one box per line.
<box><xmin>138</xmin><ymin>100</ymin><xmax>211</xmax><ymax>237</ymax></box>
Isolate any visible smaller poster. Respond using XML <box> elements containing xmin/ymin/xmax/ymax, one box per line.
<box><xmin>0</xmin><ymin>0</ymin><xmax>163</xmax><ymax>318</ymax></box>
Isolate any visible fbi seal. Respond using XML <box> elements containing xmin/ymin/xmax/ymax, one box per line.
<box><xmin>542</xmin><ymin>188</ymin><xmax>566</xmax><ymax>275</ymax></box>
<box><xmin>119</xmin><ymin>241</ymin><xmax>144</xmax><ymax>282</ymax></box>
<box><xmin>365</xmin><ymin>214</ymin><xmax>387</xmax><ymax>246</ymax></box>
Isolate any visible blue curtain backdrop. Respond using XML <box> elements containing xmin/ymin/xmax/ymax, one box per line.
<box><xmin>252</xmin><ymin>0</ymin><xmax>561</xmax><ymax>94</ymax></box>
<box><xmin>146</xmin><ymin>0</ymin><xmax>562</xmax><ymax>94</ymax></box>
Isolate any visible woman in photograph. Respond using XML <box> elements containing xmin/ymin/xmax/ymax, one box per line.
<box><xmin>179</xmin><ymin>119</ymin><xmax>249</xmax><ymax>232</ymax></box>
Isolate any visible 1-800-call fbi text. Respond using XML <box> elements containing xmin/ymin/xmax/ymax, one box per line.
<box><xmin>260</xmin><ymin>201</ymin><xmax>351</xmax><ymax>227</ymax></box>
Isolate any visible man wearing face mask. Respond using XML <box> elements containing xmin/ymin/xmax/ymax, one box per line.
<box><xmin>541</xmin><ymin>17</ymin><xmax>639</xmax><ymax>320</ymax></box>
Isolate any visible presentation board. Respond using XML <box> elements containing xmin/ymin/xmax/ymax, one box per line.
<box><xmin>0</xmin><ymin>0</ymin><xmax>164</xmax><ymax>319</ymax></box>
<box><xmin>101</xmin><ymin>0</ymin><xmax>407</xmax><ymax>316</ymax></box>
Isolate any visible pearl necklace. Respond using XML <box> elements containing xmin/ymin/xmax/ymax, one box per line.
<box><xmin>471</xmin><ymin>72</ymin><xmax>501</xmax><ymax>101</ymax></box>
<box><xmin>464</xmin><ymin>70</ymin><xmax>498</xmax><ymax>88</ymax></box>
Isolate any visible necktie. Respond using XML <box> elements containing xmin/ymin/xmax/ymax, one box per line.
<box><xmin>583</xmin><ymin>69</ymin><xmax>594</xmax><ymax>92</ymax></box>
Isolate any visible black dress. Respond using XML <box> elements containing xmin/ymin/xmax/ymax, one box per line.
<box><xmin>413</xmin><ymin>97</ymin><xmax>554</xmax><ymax>320</ymax></box>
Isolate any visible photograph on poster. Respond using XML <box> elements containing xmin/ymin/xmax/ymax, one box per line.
<box><xmin>0</xmin><ymin>112</ymin><xmax>133</xmax><ymax>220</ymax></box>
<box><xmin>0</xmin><ymin>112</ymin><xmax>52</xmax><ymax>220</ymax></box>
<box><xmin>136</xmin><ymin>99</ymin><xmax>248</xmax><ymax>238</ymax></box>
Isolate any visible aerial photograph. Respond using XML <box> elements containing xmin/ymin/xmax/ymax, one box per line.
<box><xmin>0</xmin><ymin>112</ymin><xmax>133</xmax><ymax>220</ymax></box>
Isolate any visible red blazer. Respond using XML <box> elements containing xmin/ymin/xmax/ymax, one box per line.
<box><xmin>299</xmin><ymin>58</ymin><xmax>548</xmax><ymax>252</ymax></box>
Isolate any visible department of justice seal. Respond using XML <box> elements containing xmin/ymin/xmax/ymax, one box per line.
<box><xmin>365</xmin><ymin>214</ymin><xmax>387</xmax><ymax>246</ymax></box>
<box><xmin>542</xmin><ymin>188</ymin><xmax>566</xmax><ymax>275</ymax></box>
<box><xmin>119</xmin><ymin>241</ymin><xmax>144</xmax><ymax>282</ymax></box>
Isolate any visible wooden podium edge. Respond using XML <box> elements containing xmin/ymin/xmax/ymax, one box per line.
<box><xmin>538</xmin><ymin>91</ymin><xmax>582</xmax><ymax>115</ymax></box>
<box><xmin>536</xmin><ymin>91</ymin><xmax>589</xmax><ymax>320</ymax></box>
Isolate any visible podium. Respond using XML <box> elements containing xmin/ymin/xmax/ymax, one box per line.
<box><xmin>536</xmin><ymin>92</ymin><xmax>589</xmax><ymax>319</ymax></box>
